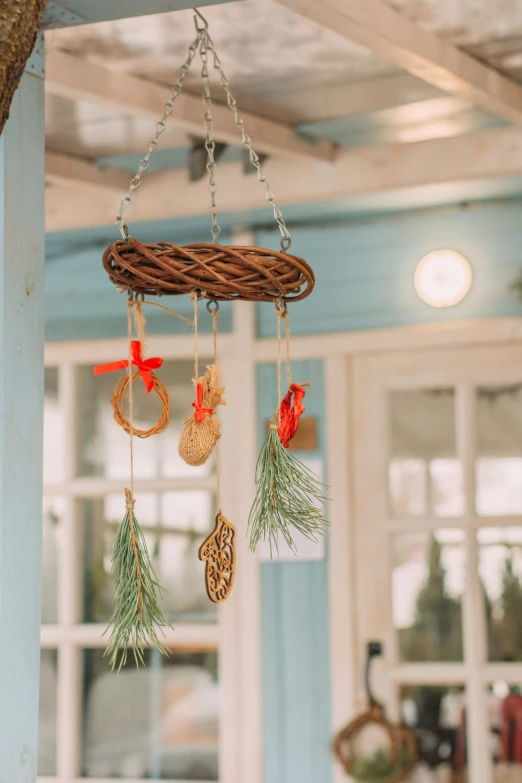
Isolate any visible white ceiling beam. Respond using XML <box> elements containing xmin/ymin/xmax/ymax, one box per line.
<box><xmin>46</xmin><ymin>125</ymin><xmax>522</xmax><ymax>232</ymax></box>
<box><xmin>45</xmin><ymin>49</ymin><xmax>337</xmax><ymax>163</ymax></box>
<box><xmin>239</xmin><ymin>73</ymin><xmax>447</xmax><ymax>125</ymax></box>
<box><xmin>45</xmin><ymin>151</ymin><xmax>131</xmax><ymax>193</ymax></box>
<box><xmin>273</xmin><ymin>0</ymin><xmax>522</xmax><ymax>128</ymax></box>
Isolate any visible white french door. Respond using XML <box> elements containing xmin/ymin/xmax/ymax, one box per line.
<box><xmin>352</xmin><ymin>343</ymin><xmax>522</xmax><ymax>783</ymax></box>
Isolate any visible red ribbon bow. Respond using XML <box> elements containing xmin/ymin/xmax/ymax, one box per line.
<box><xmin>278</xmin><ymin>383</ymin><xmax>307</xmax><ymax>448</ymax></box>
<box><xmin>192</xmin><ymin>383</ymin><xmax>213</xmax><ymax>423</ymax></box>
<box><xmin>93</xmin><ymin>340</ymin><xmax>163</xmax><ymax>394</ymax></box>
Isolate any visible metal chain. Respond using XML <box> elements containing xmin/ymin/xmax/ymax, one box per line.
<box><xmin>115</xmin><ymin>8</ymin><xmax>292</xmax><ymax>252</ymax></box>
<box><xmin>206</xmin><ymin>34</ymin><xmax>292</xmax><ymax>252</ymax></box>
<box><xmin>115</xmin><ymin>31</ymin><xmax>203</xmax><ymax>239</ymax></box>
<box><xmin>200</xmin><ymin>30</ymin><xmax>221</xmax><ymax>245</ymax></box>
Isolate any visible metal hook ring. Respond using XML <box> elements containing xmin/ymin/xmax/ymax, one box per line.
<box><xmin>193</xmin><ymin>7</ymin><xmax>209</xmax><ymax>32</ymax></box>
<box><xmin>117</xmin><ymin>221</ymin><xmax>130</xmax><ymax>241</ymax></box>
<box><xmin>280</xmin><ymin>236</ymin><xmax>292</xmax><ymax>253</ymax></box>
<box><xmin>206</xmin><ymin>299</ymin><xmax>219</xmax><ymax>313</ymax></box>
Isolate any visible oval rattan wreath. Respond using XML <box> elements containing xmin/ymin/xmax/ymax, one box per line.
<box><xmin>111</xmin><ymin>370</ymin><xmax>170</xmax><ymax>438</ymax></box>
<box><xmin>102</xmin><ymin>238</ymin><xmax>315</xmax><ymax>302</ymax></box>
<box><xmin>332</xmin><ymin>705</ymin><xmax>417</xmax><ymax>783</ymax></box>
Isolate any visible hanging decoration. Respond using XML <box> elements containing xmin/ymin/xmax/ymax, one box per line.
<box><xmin>98</xmin><ymin>298</ymin><xmax>173</xmax><ymax>669</ymax></box>
<box><xmin>248</xmin><ymin>301</ymin><xmax>328</xmax><ymax>554</ymax></box>
<box><xmin>332</xmin><ymin>642</ymin><xmax>417</xmax><ymax>783</ymax></box>
<box><xmin>179</xmin><ymin>296</ymin><xmax>226</xmax><ymax>467</ymax></box>
<box><xmin>199</xmin><ymin>512</ymin><xmax>236</xmax><ymax>603</ymax></box>
<box><xmin>98</xmin><ymin>7</ymin><xmax>324</xmax><ymax>661</ymax></box>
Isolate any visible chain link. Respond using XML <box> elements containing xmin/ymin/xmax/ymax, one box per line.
<box><xmin>200</xmin><ymin>31</ymin><xmax>221</xmax><ymax>245</ymax></box>
<box><xmin>205</xmin><ymin>34</ymin><xmax>291</xmax><ymax>252</ymax></box>
<box><xmin>116</xmin><ymin>31</ymin><xmax>203</xmax><ymax>239</ymax></box>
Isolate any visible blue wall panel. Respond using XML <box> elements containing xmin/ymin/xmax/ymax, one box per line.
<box><xmin>257</xmin><ymin>360</ymin><xmax>332</xmax><ymax>783</ymax></box>
<box><xmin>256</xmin><ymin>199</ymin><xmax>522</xmax><ymax>337</ymax></box>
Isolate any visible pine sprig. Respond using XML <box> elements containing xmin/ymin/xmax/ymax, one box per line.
<box><xmin>105</xmin><ymin>489</ymin><xmax>171</xmax><ymax>671</ymax></box>
<box><xmin>248</xmin><ymin>425</ymin><xmax>329</xmax><ymax>555</ymax></box>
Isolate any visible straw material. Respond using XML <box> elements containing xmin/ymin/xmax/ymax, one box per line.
<box><xmin>0</xmin><ymin>0</ymin><xmax>47</xmax><ymax>134</ymax></box>
<box><xmin>179</xmin><ymin>364</ymin><xmax>225</xmax><ymax>466</ymax></box>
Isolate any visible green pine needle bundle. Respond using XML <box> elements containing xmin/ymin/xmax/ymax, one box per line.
<box><xmin>248</xmin><ymin>424</ymin><xmax>329</xmax><ymax>555</ymax></box>
<box><xmin>105</xmin><ymin>489</ymin><xmax>171</xmax><ymax>671</ymax></box>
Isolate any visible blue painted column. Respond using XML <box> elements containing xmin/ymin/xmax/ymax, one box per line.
<box><xmin>0</xmin><ymin>50</ymin><xmax>45</xmax><ymax>780</ymax></box>
<box><xmin>257</xmin><ymin>360</ymin><xmax>333</xmax><ymax>783</ymax></box>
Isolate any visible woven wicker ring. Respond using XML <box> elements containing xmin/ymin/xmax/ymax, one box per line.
<box><xmin>111</xmin><ymin>370</ymin><xmax>170</xmax><ymax>438</ymax></box>
<box><xmin>103</xmin><ymin>238</ymin><xmax>315</xmax><ymax>302</ymax></box>
<box><xmin>332</xmin><ymin>706</ymin><xmax>417</xmax><ymax>783</ymax></box>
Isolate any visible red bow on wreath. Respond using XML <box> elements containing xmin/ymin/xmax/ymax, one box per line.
<box><xmin>93</xmin><ymin>340</ymin><xmax>163</xmax><ymax>394</ymax></box>
<box><xmin>192</xmin><ymin>383</ymin><xmax>214</xmax><ymax>423</ymax></box>
<box><xmin>278</xmin><ymin>383</ymin><xmax>307</xmax><ymax>448</ymax></box>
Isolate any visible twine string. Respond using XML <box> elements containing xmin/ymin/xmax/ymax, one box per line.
<box><xmin>134</xmin><ymin>301</ymin><xmax>147</xmax><ymax>354</ymax></box>
<box><xmin>139</xmin><ymin>299</ymin><xmax>193</xmax><ymax>326</ymax></box>
<box><xmin>284</xmin><ymin>312</ymin><xmax>291</xmax><ymax>387</ymax></box>
<box><xmin>191</xmin><ymin>291</ymin><xmax>199</xmax><ymax>381</ymax></box>
<box><xmin>212</xmin><ymin>306</ymin><xmax>221</xmax><ymax>512</ymax></box>
<box><xmin>127</xmin><ymin>299</ymin><xmax>135</xmax><ymax>498</ymax></box>
<box><xmin>276</xmin><ymin>310</ymin><xmax>282</xmax><ymax>426</ymax></box>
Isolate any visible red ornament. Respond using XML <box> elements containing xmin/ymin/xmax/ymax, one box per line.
<box><xmin>94</xmin><ymin>340</ymin><xmax>163</xmax><ymax>394</ymax></box>
<box><xmin>278</xmin><ymin>383</ymin><xmax>307</xmax><ymax>448</ymax></box>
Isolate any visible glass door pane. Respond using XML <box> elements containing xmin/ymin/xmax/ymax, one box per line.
<box><xmin>388</xmin><ymin>389</ymin><xmax>463</xmax><ymax>519</ymax></box>
<box><xmin>476</xmin><ymin>385</ymin><xmax>522</xmax><ymax>516</ymax></box>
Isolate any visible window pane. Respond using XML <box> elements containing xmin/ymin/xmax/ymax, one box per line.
<box><xmin>388</xmin><ymin>389</ymin><xmax>463</xmax><ymax>518</ymax></box>
<box><xmin>392</xmin><ymin>530</ymin><xmax>464</xmax><ymax>662</ymax></box>
<box><xmin>400</xmin><ymin>685</ymin><xmax>466</xmax><ymax>782</ymax></box>
<box><xmin>479</xmin><ymin>528</ymin><xmax>522</xmax><ymax>662</ymax></box>
<box><xmin>39</xmin><ymin>649</ymin><xmax>58</xmax><ymax>776</ymax></box>
<box><xmin>476</xmin><ymin>385</ymin><xmax>522</xmax><ymax>516</ymax></box>
<box><xmin>83</xmin><ymin>492</ymin><xmax>217</xmax><ymax>623</ymax></box>
<box><xmin>42</xmin><ymin>496</ymin><xmax>63</xmax><ymax>624</ymax></box>
<box><xmin>44</xmin><ymin>367</ymin><xmax>66</xmax><ymax>483</ymax></box>
<box><xmin>81</xmin><ymin>359</ymin><xmax>214</xmax><ymax>479</ymax></box>
<box><xmin>488</xmin><ymin>682</ymin><xmax>522</xmax><ymax>772</ymax></box>
<box><xmin>83</xmin><ymin>648</ymin><xmax>219</xmax><ymax>780</ymax></box>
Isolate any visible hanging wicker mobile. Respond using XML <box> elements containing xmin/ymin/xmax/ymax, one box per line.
<box><xmin>99</xmin><ymin>7</ymin><xmax>327</xmax><ymax>662</ymax></box>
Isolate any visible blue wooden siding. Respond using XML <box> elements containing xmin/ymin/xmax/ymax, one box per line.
<box><xmin>257</xmin><ymin>360</ymin><xmax>332</xmax><ymax>783</ymax></box>
<box><xmin>256</xmin><ymin>199</ymin><xmax>522</xmax><ymax>337</ymax></box>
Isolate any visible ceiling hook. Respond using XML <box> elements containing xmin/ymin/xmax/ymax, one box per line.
<box><xmin>193</xmin><ymin>7</ymin><xmax>209</xmax><ymax>32</ymax></box>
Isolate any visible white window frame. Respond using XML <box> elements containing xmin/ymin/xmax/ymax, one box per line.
<box><xmin>323</xmin><ymin>328</ymin><xmax>522</xmax><ymax>783</ymax></box>
<box><xmin>40</xmin><ymin>300</ymin><xmax>262</xmax><ymax>783</ymax></box>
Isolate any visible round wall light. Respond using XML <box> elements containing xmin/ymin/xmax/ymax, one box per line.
<box><xmin>414</xmin><ymin>249</ymin><xmax>472</xmax><ymax>308</ymax></box>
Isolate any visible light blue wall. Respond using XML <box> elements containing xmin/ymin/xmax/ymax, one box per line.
<box><xmin>256</xmin><ymin>199</ymin><xmax>522</xmax><ymax>337</ymax></box>
<box><xmin>257</xmin><ymin>360</ymin><xmax>332</xmax><ymax>783</ymax></box>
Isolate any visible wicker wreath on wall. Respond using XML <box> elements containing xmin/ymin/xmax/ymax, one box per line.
<box><xmin>0</xmin><ymin>0</ymin><xmax>48</xmax><ymax>135</ymax></box>
<box><xmin>332</xmin><ymin>643</ymin><xmax>417</xmax><ymax>783</ymax></box>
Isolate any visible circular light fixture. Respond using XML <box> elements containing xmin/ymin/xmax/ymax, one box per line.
<box><xmin>414</xmin><ymin>249</ymin><xmax>472</xmax><ymax>308</ymax></box>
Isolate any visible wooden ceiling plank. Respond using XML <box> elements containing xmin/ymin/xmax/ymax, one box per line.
<box><xmin>45</xmin><ymin>151</ymin><xmax>131</xmax><ymax>192</ymax></box>
<box><xmin>46</xmin><ymin>125</ymin><xmax>522</xmax><ymax>231</ymax></box>
<box><xmin>45</xmin><ymin>49</ymin><xmax>337</xmax><ymax>162</ymax></box>
<box><xmin>273</xmin><ymin>0</ymin><xmax>522</xmax><ymax>128</ymax></box>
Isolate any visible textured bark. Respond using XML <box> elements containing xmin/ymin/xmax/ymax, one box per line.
<box><xmin>0</xmin><ymin>0</ymin><xmax>48</xmax><ymax>135</ymax></box>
